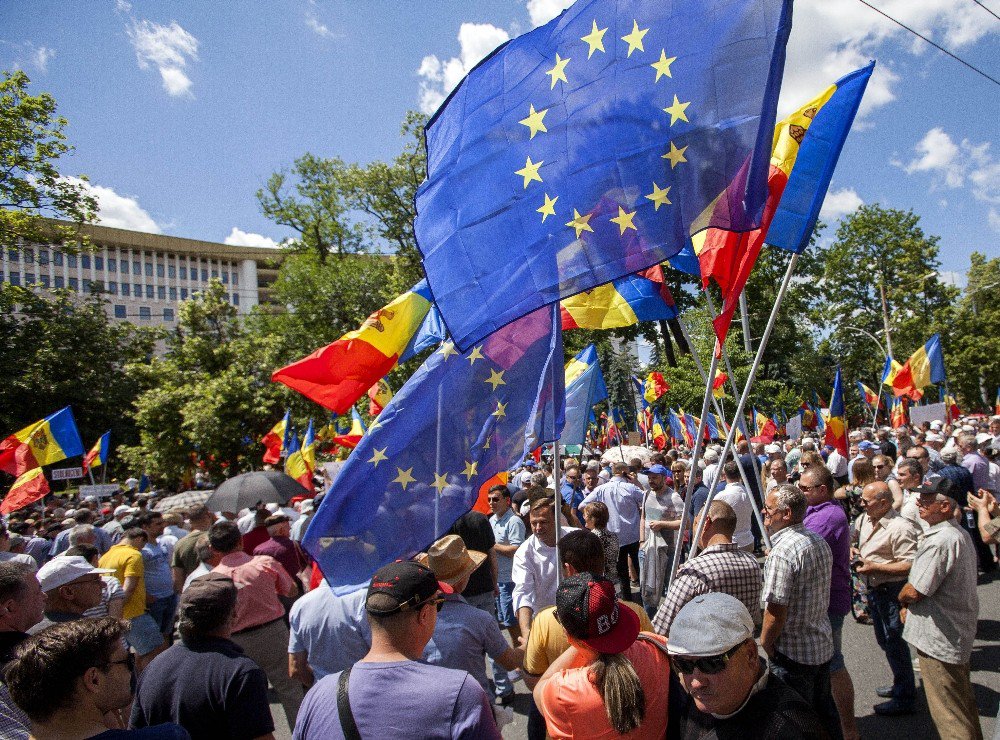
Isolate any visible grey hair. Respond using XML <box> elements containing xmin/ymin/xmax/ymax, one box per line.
<box><xmin>68</xmin><ymin>524</ymin><xmax>96</xmax><ymax>547</ymax></box>
<box><xmin>941</xmin><ymin>448</ymin><xmax>960</xmax><ymax>465</ymax></box>
<box><xmin>772</xmin><ymin>484</ymin><xmax>807</xmax><ymax>522</ymax></box>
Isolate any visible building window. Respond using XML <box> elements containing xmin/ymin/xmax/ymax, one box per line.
<box><xmin>168</xmin><ymin>265</ymin><xmax>176</xmax><ymax>279</ymax></box>
<box><xmin>179</xmin><ymin>266</ymin><xmax>187</xmax><ymax>280</ymax></box>
<box><xmin>157</xmin><ymin>285</ymin><xmax>166</xmax><ymax>300</ymax></box>
<box><xmin>133</xmin><ymin>261</ymin><xmax>141</xmax><ymax>275</ymax></box>
<box><xmin>7</xmin><ymin>249</ymin><xmax>18</xmax><ymax>263</ymax></box>
<box><xmin>232</xmin><ymin>272</ymin><xmax>239</xmax><ymax>285</ymax></box>
<box><xmin>168</xmin><ymin>286</ymin><xmax>177</xmax><ymax>300</ymax></box>
<box><xmin>68</xmin><ymin>277</ymin><xmax>79</xmax><ymax>291</ymax></box>
<box><xmin>54</xmin><ymin>275</ymin><xmax>64</xmax><ymax>288</ymax></box>
<box><xmin>114</xmin><ymin>305</ymin><xmax>126</xmax><ymax>319</ymax></box>
<box><xmin>38</xmin><ymin>249</ymin><xmax>49</xmax><ymax>266</ymax></box>
<box><xmin>156</xmin><ymin>263</ymin><xmax>165</xmax><ymax>278</ymax></box>
<box><xmin>24</xmin><ymin>272</ymin><xmax>36</xmax><ymax>284</ymax></box>
<box><xmin>180</xmin><ymin>288</ymin><xmax>188</xmax><ymax>300</ymax></box>
<box><xmin>121</xmin><ymin>283</ymin><xmax>130</xmax><ymax>296</ymax></box>
<box><xmin>81</xmin><ymin>281</ymin><xmax>90</xmax><ymax>294</ymax></box>
<box><xmin>81</xmin><ymin>255</ymin><xmax>91</xmax><ymax>269</ymax></box>
<box><xmin>9</xmin><ymin>272</ymin><xmax>20</xmax><ymax>286</ymax></box>
<box><xmin>134</xmin><ymin>283</ymin><xmax>142</xmax><ymax>296</ymax></box>
<box><xmin>94</xmin><ymin>256</ymin><xmax>104</xmax><ymax>270</ymax></box>
<box><xmin>40</xmin><ymin>275</ymin><xmax>50</xmax><ymax>288</ymax></box>
<box><xmin>108</xmin><ymin>257</ymin><xmax>117</xmax><ymax>272</ymax></box>
<box><xmin>68</xmin><ymin>254</ymin><xmax>78</xmax><ymax>268</ymax></box>
<box><xmin>89</xmin><ymin>280</ymin><xmax>104</xmax><ymax>293</ymax></box>
<box><xmin>139</xmin><ymin>306</ymin><xmax>151</xmax><ymax>321</ymax></box>
<box><xmin>23</xmin><ymin>249</ymin><xmax>33</xmax><ymax>263</ymax></box>
<box><xmin>144</xmin><ymin>262</ymin><xmax>153</xmax><ymax>277</ymax></box>
<box><xmin>163</xmin><ymin>308</ymin><xmax>174</xmax><ymax>321</ymax></box>
<box><xmin>54</xmin><ymin>251</ymin><xmax>63</xmax><ymax>266</ymax></box>
<box><xmin>201</xmin><ymin>268</ymin><xmax>208</xmax><ymax>281</ymax></box>
<box><xmin>211</xmin><ymin>269</ymin><xmax>218</xmax><ymax>279</ymax></box>
<box><xmin>233</xmin><ymin>293</ymin><xmax>240</xmax><ymax>306</ymax></box>
<box><xmin>221</xmin><ymin>271</ymin><xmax>229</xmax><ymax>284</ymax></box>
<box><xmin>108</xmin><ymin>281</ymin><xmax>118</xmax><ymax>295</ymax></box>
<box><xmin>145</xmin><ymin>285</ymin><xmax>154</xmax><ymax>299</ymax></box>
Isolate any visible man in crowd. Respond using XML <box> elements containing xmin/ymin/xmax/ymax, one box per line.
<box><xmin>292</xmin><ymin>560</ymin><xmax>500</xmax><ymax>739</ymax></box>
<box><xmin>852</xmin><ymin>481</ymin><xmax>920</xmax><ymax>715</ymax></box>
<box><xmin>5</xmin><ymin>618</ymin><xmax>188</xmax><ymax>739</ymax></box>
<box><xmin>900</xmin><ymin>482</ymin><xmax>981</xmax><ymax>740</ymax></box>
<box><xmin>50</xmin><ymin>509</ymin><xmax>113</xmax><ymax>557</ymax></box>
<box><xmin>715</xmin><ymin>461</ymin><xmax>755</xmax><ymax>552</ymax></box>
<box><xmin>653</xmin><ymin>500</ymin><xmax>762</xmax><ymax>636</ymax></box>
<box><xmin>487</xmin><ymin>483</ymin><xmax>525</xmax><ymax>703</ymax></box>
<box><xmin>131</xmin><ymin>573</ymin><xmax>275</xmax><ymax>738</ymax></box>
<box><xmin>767</xmin><ymin>459</ymin><xmax>789</xmax><ymax>493</ymax></box>
<box><xmin>579</xmin><ymin>461</ymin><xmax>645</xmax><ymax>602</ymax></box>
<box><xmin>288</xmin><ymin>577</ymin><xmax>371</xmax><ymax>688</ymax></box>
<box><xmin>210</xmin><ymin>520</ymin><xmax>301</xmax><ymax>729</ymax></box>
<box><xmin>560</xmin><ymin>463</ymin><xmax>586</xmax><ymax>514</ymax></box>
<box><xmin>253</xmin><ymin>513</ymin><xmax>311</xmax><ymax>612</ymax></box>
<box><xmin>760</xmin><ymin>484</ymin><xmax>841</xmax><ymax>738</ymax></box>
<box><xmin>668</xmin><ymin>593</ymin><xmax>827</xmax><ymax>737</ymax></box>
<box><xmin>138</xmin><ymin>511</ymin><xmax>178</xmax><ymax>646</ymax></box>
<box><xmin>959</xmin><ymin>432</ymin><xmax>990</xmax><ymax>491</ymax></box>
<box><xmin>906</xmin><ymin>445</ymin><xmax>941</xmax><ymax>486</ymax></box>
<box><xmin>31</xmin><ymin>556</ymin><xmax>114</xmax><ymax>632</ymax></box>
<box><xmin>895</xmin><ymin>458</ymin><xmax>927</xmax><ymax>532</ymax></box>
<box><xmin>0</xmin><ymin>563</ymin><xmax>46</xmax><ymax>740</ymax></box>
<box><xmin>103</xmin><ymin>504</ymin><xmax>135</xmax><ymax>544</ymax></box>
<box><xmin>170</xmin><ymin>505</ymin><xmax>215</xmax><ymax>592</ymax></box>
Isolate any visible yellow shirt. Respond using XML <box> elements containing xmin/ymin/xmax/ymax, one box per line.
<box><xmin>99</xmin><ymin>543</ymin><xmax>146</xmax><ymax>619</ymax></box>
<box><xmin>524</xmin><ymin>602</ymin><xmax>653</xmax><ymax>676</ymax></box>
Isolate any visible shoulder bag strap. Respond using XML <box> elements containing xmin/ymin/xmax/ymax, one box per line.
<box><xmin>635</xmin><ymin>633</ymin><xmax>671</xmax><ymax>657</ymax></box>
<box><xmin>337</xmin><ymin>667</ymin><xmax>363</xmax><ymax>740</ymax></box>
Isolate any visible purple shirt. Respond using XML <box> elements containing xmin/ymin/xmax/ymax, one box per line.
<box><xmin>962</xmin><ymin>452</ymin><xmax>990</xmax><ymax>491</ymax></box>
<box><xmin>252</xmin><ymin>536</ymin><xmax>310</xmax><ymax>583</ymax></box>
<box><xmin>804</xmin><ymin>500</ymin><xmax>851</xmax><ymax>616</ymax></box>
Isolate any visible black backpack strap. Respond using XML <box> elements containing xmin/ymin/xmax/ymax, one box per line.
<box><xmin>337</xmin><ymin>668</ymin><xmax>362</xmax><ymax>740</ymax></box>
<box><xmin>636</xmin><ymin>633</ymin><xmax>671</xmax><ymax>657</ymax></box>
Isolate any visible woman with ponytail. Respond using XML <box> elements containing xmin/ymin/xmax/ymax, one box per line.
<box><xmin>533</xmin><ymin>573</ymin><xmax>671</xmax><ymax>738</ymax></box>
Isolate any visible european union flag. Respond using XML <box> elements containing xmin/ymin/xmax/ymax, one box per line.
<box><xmin>562</xmin><ymin>344</ymin><xmax>607</xmax><ymax>447</ymax></box>
<box><xmin>416</xmin><ymin>0</ymin><xmax>792</xmax><ymax>350</ymax></box>
<box><xmin>303</xmin><ymin>306</ymin><xmax>564</xmax><ymax>592</ymax></box>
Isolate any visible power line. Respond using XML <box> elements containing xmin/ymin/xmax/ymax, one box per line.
<box><xmin>855</xmin><ymin>0</ymin><xmax>1000</xmax><ymax>88</ymax></box>
<box><xmin>970</xmin><ymin>0</ymin><xmax>1000</xmax><ymax>23</ymax></box>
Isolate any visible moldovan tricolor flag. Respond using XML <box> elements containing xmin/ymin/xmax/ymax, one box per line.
<box><xmin>0</xmin><ymin>407</ymin><xmax>84</xmax><ymax>477</ymax></box>
<box><xmin>1</xmin><ymin>468</ymin><xmax>50</xmax><ymax>514</ymax></box>
<box><xmin>261</xmin><ymin>410</ymin><xmax>289</xmax><ymax>465</ymax></box>
<box><xmin>824</xmin><ymin>367</ymin><xmax>848</xmax><ymax>456</ymax></box>
<box><xmin>891</xmin><ymin>334</ymin><xmax>946</xmax><ymax>400</ymax></box>
<box><xmin>83</xmin><ymin>431</ymin><xmax>111</xmax><ymax>473</ymax></box>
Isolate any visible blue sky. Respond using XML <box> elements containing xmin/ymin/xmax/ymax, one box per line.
<box><xmin>2</xmin><ymin>0</ymin><xmax>997</xmax><ymax>282</ymax></box>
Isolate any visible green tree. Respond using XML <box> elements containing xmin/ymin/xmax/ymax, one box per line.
<box><xmin>944</xmin><ymin>252</ymin><xmax>1000</xmax><ymax>410</ymax></box>
<box><xmin>0</xmin><ymin>284</ymin><xmax>157</xmax><ymax>478</ymax></box>
<box><xmin>0</xmin><ymin>70</ymin><xmax>97</xmax><ymax>251</ymax></box>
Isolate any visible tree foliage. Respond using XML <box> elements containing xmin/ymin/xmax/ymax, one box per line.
<box><xmin>0</xmin><ymin>70</ymin><xmax>97</xmax><ymax>251</ymax></box>
<box><xmin>945</xmin><ymin>252</ymin><xmax>1000</xmax><ymax>409</ymax></box>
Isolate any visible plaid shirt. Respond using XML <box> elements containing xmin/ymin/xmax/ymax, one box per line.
<box><xmin>761</xmin><ymin>524</ymin><xmax>834</xmax><ymax>665</ymax></box>
<box><xmin>652</xmin><ymin>542</ymin><xmax>763</xmax><ymax>636</ymax></box>
<box><xmin>0</xmin><ymin>684</ymin><xmax>29</xmax><ymax>740</ymax></box>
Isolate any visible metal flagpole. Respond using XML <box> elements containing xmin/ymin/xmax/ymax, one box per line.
<box><xmin>551</xmin><ymin>306</ymin><xmax>563</xmax><ymax>588</ymax></box>
<box><xmin>689</xmin><ymin>252</ymin><xmax>801</xmax><ymax>558</ymax></box>
<box><xmin>739</xmin><ymin>290</ymin><xmax>753</xmax><ymax>353</ymax></box>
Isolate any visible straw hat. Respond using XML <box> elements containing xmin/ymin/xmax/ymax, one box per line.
<box><xmin>416</xmin><ymin>535</ymin><xmax>487</xmax><ymax>586</ymax></box>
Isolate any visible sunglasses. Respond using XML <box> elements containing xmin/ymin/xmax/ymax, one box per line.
<box><xmin>104</xmin><ymin>652</ymin><xmax>136</xmax><ymax>673</ymax></box>
<box><xmin>670</xmin><ymin>641</ymin><xmax>745</xmax><ymax>675</ymax></box>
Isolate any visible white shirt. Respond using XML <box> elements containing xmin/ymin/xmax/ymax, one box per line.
<box><xmin>715</xmin><ymin>482</ymin><xmax>754</xmax><ymax>549</ymax></box>
<box><xmin>826</xmin><ymin>450</ymin><xmax>848</xmax><ymax>477</ymax></box>
<box><xmin>511</xmin><ymin>527</ymin><xmax>574</xmax><ymax>616</ymax></box>
<box><xmin>579</xmin><ymin>476</ymin><xmax>645</xmax><ymax>545</ymax></box>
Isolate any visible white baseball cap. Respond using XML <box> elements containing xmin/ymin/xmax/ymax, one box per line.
<box><xmin>113</xmin><ymin>505</ymin><xmax>135</xmax><ymax>517</ymax></box>
<box><xmin>764</xmin><ymin>444</ymin><xmax>781</xmax><ymax>454</ymax></box>
<box><xmin>667</xmin><ymin>593</ymin><xmax>754</xmax><ymax>656</ymax></box>
<box><xmin>976</xmin><ymin>432</ymin><xmax>992</xmax><ymax>446</ymax></box>
<box><xmin>37</xmin><ymin>556</ymin><xmax>114</xmax><ymax>593</ymax></box>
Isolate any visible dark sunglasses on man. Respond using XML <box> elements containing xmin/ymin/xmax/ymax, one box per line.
<box><xmin>669</xmin><ymin>641</ymin><xmax>745</xmax><ymax>675</ymax></box>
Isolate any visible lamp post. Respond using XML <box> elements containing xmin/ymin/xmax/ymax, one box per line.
<box><xmin>843</xmin><ymin>325</ymin><xmax>889</xmax><ymax>364</ymax></box>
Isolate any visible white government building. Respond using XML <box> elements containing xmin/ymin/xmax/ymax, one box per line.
<box><xmin>1</xmin><ymin>220</ymin><xmax>281</xmax><ymax>327</ymax></box>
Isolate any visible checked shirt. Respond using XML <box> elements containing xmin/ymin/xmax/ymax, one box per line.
<box><xmin>652</xmin><ymin>542</ymin><xmax>763</xmax><ymax>636</ymax></box>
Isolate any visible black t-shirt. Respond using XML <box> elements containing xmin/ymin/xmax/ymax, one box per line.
<box><xmin>448</xmin><ymin>511</ymin><xmax>496</xmax><ymax>597</ymax></box>
<box><xmin>130</xmin><ymin>637</ymin><xmax>273</xmax><ymax>739</ymax></box>
<box><xmin>91</xmin><ymin>727</ymin><xmax>189</xmax><ymax>739</ymax></box>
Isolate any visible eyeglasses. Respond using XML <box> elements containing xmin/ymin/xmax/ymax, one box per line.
<box><xmin>423</xmin><ymin>596</ymin><xmax>446</xmax><ymax>612</ymax></box>
<box><xmin>797</xmin><ymin>483</ymin><xmax>822</xmax><ymax>491</ymax></box>
<box><xmin>104</xmin><ymin>652</ymin><xmax>136</xmax><ymax>673</ymax></box>
<box><xmin>670</xmin><ymin>642</ymin><xmax>745</xmax><ymax>675</ymax></box>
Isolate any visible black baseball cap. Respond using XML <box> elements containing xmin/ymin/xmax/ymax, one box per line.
<box><xmin>366</xmin><ymin>560</ymin><xmax>453</xmax><ymax>615</ymax></box>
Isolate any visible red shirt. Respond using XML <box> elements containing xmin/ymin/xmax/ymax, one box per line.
<box><xmin>213</xmin><ymin>552</ymin><xmax>294</xmax><ymax>632</ymax></box>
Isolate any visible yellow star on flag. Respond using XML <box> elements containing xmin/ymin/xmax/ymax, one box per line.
<box><xmin>663</xmin><ymin>95</ymin><xmax>690</xmax><ymax>126</ymax></box>
<box><xmin>492</xmin><ymin>401</ymin><xmax>507</xmax><ymax>419</ymax></box>
<box><xmin>662</xmin><ymin>141</ymin><xmax>688</xmax><ymax>169</ymax></box>
<box><xmin>482</xmin><ymin>436</ymin><xmax>491</xmax><ymax>450</ymax></box>
<box><xmin>621</xmin><ymin>20</ymin><xmax>649</xmax><ymax>57</ymax></box>
<box><xmin>461</xmin><ymin>460</ymin><xmax>479</xmax><ymax>481</ymax></box>
<box><xmin>645</xmin><ymin>182</ymin><xmax>672</xmax><ymax>211</ymax></box>
<box><xmin>519</xmin><ymin>104</ymin><xmax>548</xmax><ymax>139</ymax></box>
<box><xmin>546</xmin><ymin>53</ymin><xmax>570</xmax><ymax>89</ymax></box>
<box><xmin>368</xmin><ymin>447</ymin><xmax>388</xmax><ymax>468</ymax></box>
<box><xmin>609</xmin><ymin>206</ymin><xmax>637</xmax><ymax>234</ymax></box>
<box><xmin>515</xmin><ymin>156</ymin><xmax>543</xmax><ymax>188</ymax></box>
<box><xmin>466</xmin><ymin>345</ymin><xmax>485</xmax><ymax>365</ymax></box>
<box><xmin>432</xmin><ymin>473</ymin><xmax>449</xmax><ymax>494</ymax></box>
<box><xmin>537</xmin><ymin>193</ymin><xmax>558</xmax><ymax>222</ymax></box>
<box><xmin>581</xmin><ymin>20</ymin><xmax>608</xmax><ymax>58</ymax></box>
<box><xmin>439</xmin><ymin>342</ymin><xmax>458</xmax><ymax>360</ymax></box>
<box><xmin>651</xmin><ymin>50</ymin><xmax>677</xmax><ymax>82</ymax></box>
<box><xmin>393</xmin><ymin>467</ymin><xmax>416</xmax><ymax>490</ymax></box>
<box><xmin>566</xmin><ymin>209</ymin><xmax>594</xmax><ymax>238</ymax></box>
<box><xmin>485</xmin><ymin>369</ymin><xmax>506</xmax><ymax>390</ymax></box>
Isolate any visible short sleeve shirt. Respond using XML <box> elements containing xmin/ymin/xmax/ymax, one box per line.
<box><xmin>99</xmin><ymin>543</ymin><xmax>146</xmax><ymax>619</ymax></box>
<box><xmin>803</xmin><ymin>500</ymin><xmax>851</xmax><ymax>616</ymax></box>
<box><xmin>213</xmin><ymin>552</ymin><xmax>293</xmax><ymax>631</ymax></box>
<box><xmin>448</xmin><ymin>512</ymin><xmax>496</xmax><ymax>597</ymax></box>
<box><xmin>288</xmin><ymin>585</ymin><xmax>371</xmax><ymax>681</ymax></box>
<box><xmin>423</xmin><ymin>594</ymin><xmax>511</xmax><ymax>692</ymax></box>
<box><xmin>170</xmin><ymin>529</ymin><xmax>204</xmax><ymax>577</ymax></box>
<box><xmin>489</xmin><ymin>508</ymin><xmax>526</xmax><ymax>584</ymax></box>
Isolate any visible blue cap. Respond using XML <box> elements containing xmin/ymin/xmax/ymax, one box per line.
<box><xmin>641</xmin><ymin>464</ymin><xmax>670</xmax><ymax>475</ymax></box>
<box><xmin>858</xmin><ymin>440</ymin><xmax>878</xmax><ymax>451</ymax></box>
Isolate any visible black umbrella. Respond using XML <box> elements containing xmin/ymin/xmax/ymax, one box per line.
<box><xmin>205</xmin><ymin>471</ymin><xmax>308</xmax><ymax>513</ymax></box>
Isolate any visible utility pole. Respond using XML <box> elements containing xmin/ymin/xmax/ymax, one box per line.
<box><xmin>739</xmin><ymin>291</ymin><xmax>752</xmax><ymax>354</ymax></box>
<box><xmin>879</xmin><ymin>282</ymin><xmax>894</xmax><ymax>359</ymax></box>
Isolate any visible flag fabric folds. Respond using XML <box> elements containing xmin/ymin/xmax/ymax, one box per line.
<box><xmin>753</xmin><ymin>409</ymin><xmax>777</xmax><ymax>443</ymax></box>
<box><xmin>891</xmin><ymin>334</ymin><xmax>947</xmax><ymax>400</ymax></box>
<box><xmin>332</xmin><ymin>410</ymin><xmax>368</xmax><ymax>450</ymax></box>
<box><xmin>944</xmin><ymin>393</ymin><xmax>961</xmax><ymax>422</ymax></box>
<box><xmin>368</xmin><ymin>380</ymin><xmax>394</xmax><ymax>417</ymax></box>
<box><xmin>651</xmin><ymin>412</ymin><xmax>667</xmax><ymax>450</ymax></box>
<box><xmin>1</xmin><ymin>468</ymin><xmax>50</xmax><ymax>514</ymax></box>
<box><xmin>825</xmin><ymin>367</ymin><xmax>848</xmax><ymax>456</ymax></box>
<box><xmin>284</xmin><ymin>429</ymin><xmax>315</xmax><ymax>493</ymax></box>
<box><xmin>414</xmin><ymin>0</ymin><xmax>793</xmax><ymax>350</ymax></box>
<box><xmin>880</xmin><ymin>357</ymin><xmax>903</xmax><ymax>388</ymax></box>
<box><xmin>857</xmin><ymin>381</ymin><xmax>880</xmax><ymax>409</ymax></box>
<box><xmin>693</xmin><ymin>63</ymin><xmax>873</xmax><ymax>343</ymax></box>
<box><xmin>560</xmin><ymin>266</ymin><xmax>677</xmax><ymax>330</ymax></box>
<box><xmin>562</xmin><ymin>344</ymin><xmax>608</xmax><ymax>447</ymax></box>
<box><xmin>995</xmin><ymin>387</ymin><xmax>1000</xmax><ymax>416</ymax></box>
<box><xmin>302</xmin><ymin>306</ymin><xmax>564</xmax><ymax>591</ymax></box>
<box><xmin>83</xmin><ymin>432</ymin><xmax>111</xmax><ymax>473</ymax></box>
<box><xmin>272</xmin><ymin>280</ymin><xmax>434</xmax><ymax>413</ymax></box>
<box><xmin>644</xmin><ymin>372</ymin><xmax>669</xmax><ymax>404</ymax></box>
<box><xmin>890</xmin><ymin>397</ymin><xmax>909</xmax><ymax>429</ymax></box>
<box><xmin>712</xmin><ymin>370</ymin><xmax>728</xmax><ymax>399</ymax></box>
<box><xmin>0</xmin><ymin>407</ymin><xmax>84</xmax><ymax>477</ymax></box>
<box><xmin>261</xmin><ymin>410</ymin><xmax>289</xmax><ymax>465</ymax></box>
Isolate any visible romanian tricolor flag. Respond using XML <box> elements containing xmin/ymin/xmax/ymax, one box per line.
<box><xmin>995</xmin><ymin>387</ymin><xmax>1000</xmax><ymax>416</ymax></box>
<box><xmin>301</xmin><ymin>420</ymin><xmax>316</xmax><ymax>483</ymax></box>
<box><xmin>678</xmin><ymin>409</ymin><xmax>696</xmax><ymax>448</ymax></box>
<box><xmin>560</xmin><ymin>266</ymin><xmax>677</xmax><ymax>330</ymax></box>
<box><xmin>944</xmin><ymin>394</ymin><xmax>961</xmax><ymax>422</ymax></box>
<box><xmin>691</xmin><ymin>65</ymin><xmax>873</xmax><ymax>342</ymax></box>
<box><xmin>706</xmin><ymin>413</ymin><xmax>723</xmax><ymax>440</ymax></box>
<box><xmin>368</xmin><ymin>379</ymin><xmax>393</xmax><ymax>416</ymax></box>
<box><xmin>332</xmin><ymin>409</ymin><xmax>367</xmax><ymax>450</ymax></box>
<box><xmin>651</xmin><ymin>412</ymin><xmax>668</xmax><ymax>450</ymax></box>
<box><xmin>83</xmin><ymin>431</ymin><xmax>110</xmax><ymax>473</ymax></box>
<box><xmin>272</xmin><ymin>280</ymin><xmax>434</xmax><ymax>413</ymax></box>
<box><xmin>890</xmin><ymin>397</ymin><xmax>909</xmax><ymax>429</ymax></box>
<box><xmin>606</xmin><ymin>410</ymin><xmax>623</xmax><ymax>446</ymax></box>
<box><xmin>644</xmin><ymin>372</ymin><xmax>670</xmax><ymax>404</ymax></box>
<box><xmin>261</xmin><ymin>410</ymin><xmax>289</xmax><ymax>465</ymax></box>
<box><xmin>667</xmin><ymin>410</ymin><xmax>685</xmax><ymax>447</ymax></box>
<box><xmin>824</xmin><ymin>367</ymin><xmax>848</xmax><ymax>456</ymax></box>
<box><xmin>892</xmin><ymin>334</ymin><xmax>946</xmax><ymax>401</ymax></box>
<box><xmin>1</xmin><ymin>467</ymin><xmax>50</xmax><ymax>514</ymax></box>
<box><xmin>712</xmin><ymin>371</ymin><xmax>728</xmax><ymax>399</ymax></box>
<box><xmin>799</xmin><ymin>401</ymin><xmax>817</xmax><ymax>431</ymax></box>
<box><xmin>0</xmin><ymin>407</ymin><xmax>84</xmax><ymax>477</ymax></box>
<box><xmin>880</xmin><ymin>357</ymin><xmax>903</xmax><ymax>388</ymax></box>
<box><xmin>284</xmin><ymin>433</ymin><xmax>313</xmax><ymax>492</ymax></box>
<box><xmin>857</xmin><ymin>381</ymin><xmax>880</xmax><ymax>410</ymax></box>
<box><xmin>752</xmin><ymin>409</ymin><xmax>777</xmax><ymax>443</ymax></box>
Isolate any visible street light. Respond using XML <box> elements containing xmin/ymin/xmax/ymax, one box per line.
<box><xmin>842</xmin><ymin>325</ymin><xmax>890</xmax><ymax>363</ymax></box>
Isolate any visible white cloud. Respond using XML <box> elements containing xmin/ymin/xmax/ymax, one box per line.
<box><xmin>989</xmin><ymin>208</ymin><xmax>1000</xmax><ymax>233</ymax></box>
<box><xmin>223</xmin><ymin>227</ymin><xmax>282</xmax><ymax>249</ymax></box>
<box><xmin>904</xmin><ymin>127</ymin><xmax>963</xmax><ymax>186</ymax></box>
<box><xmin>525</xmin><ymin>0</ymin><xmax>575</xmax><ymax>27</ymax></box>
<box><xmin>306</xmin><ymin>12</ymin><xmax>337</xmax><ymax>39</ymax></box>
<box><xmin>126</xmin><ymin>19</ymin><xmax>199</xmax><ymax>98</ymax></box>
<box><xmin>30</xmin><ymin>45</ymin><xmax>55</xmax><ymax>73</ymax></box>
<box><xmin>63</xmin><ymin>177</ymin><xmax>161</xmax><ymax>233</ymax></box>
<box><xmin>417</xmin><ymin>23</ymin><xmax>510</xmax><ymax>114</ymax></box>
<box><xmin>820</xmin><ymin>187</ymin><xmax>864</xmax><ymax>220</ymax></box>
<box><xmin>902</xmin><ymin>127</ymin><xmax>1000</xmax><ymax>204</ymax></box>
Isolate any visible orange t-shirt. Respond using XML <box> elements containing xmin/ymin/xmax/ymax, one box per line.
<box><xmin>538</xmin><ymin>632</ymin><xmax>670</xmax><ymax>739</ymax></box>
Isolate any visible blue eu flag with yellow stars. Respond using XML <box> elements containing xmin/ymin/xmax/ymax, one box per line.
<box><xmin>416</xmin><ymin>0</ymin><xmax>793</xmax><ymax>350</ymax></box>
<box><xmin>303</xmin><ymin>306</ymin><xmax>564</xmax><ymax>592</ymax></box>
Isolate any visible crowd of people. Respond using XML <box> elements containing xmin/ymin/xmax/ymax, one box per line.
<box><xmin>0</xmin><ymin>414</ymin><xmax>996</xmax><ymax>739</ymax></box>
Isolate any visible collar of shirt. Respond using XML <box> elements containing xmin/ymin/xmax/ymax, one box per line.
<box><xmin>699</xmin><ymin>542</ymin><xmax>741</xmax><ymax>555</ymax></box>
<box><xmin>805</xmin><ymin>499</ymin><xmax>838</xmax><ymax>516</ymax></box>
<box><xmin>491</xmin><ymin>508</ymin><xmax>514</xmax><ymax>526</ymax></box>
<box><xmin>924</xmin><ymin>520</ymin><xmax>953</xmax><ymax>536</ymax></box>
<box><xmin>180</xmin><ymin>635</ymin><xmax>245</xmax><ymax>657</ymax></box>
<box><xmin>866</xmin><ymin>507</ymin><xmax>899</xmax><ymax>530</ymax></box>
<box><xmin>220</xmin><ymin>552</ymin><xmax>253</xmax><ymax>567</ymax></box>
<box><xmin>711</xmin><ymin>658</ymin><xmax>770</xmax><ymax>719</ymax></box>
